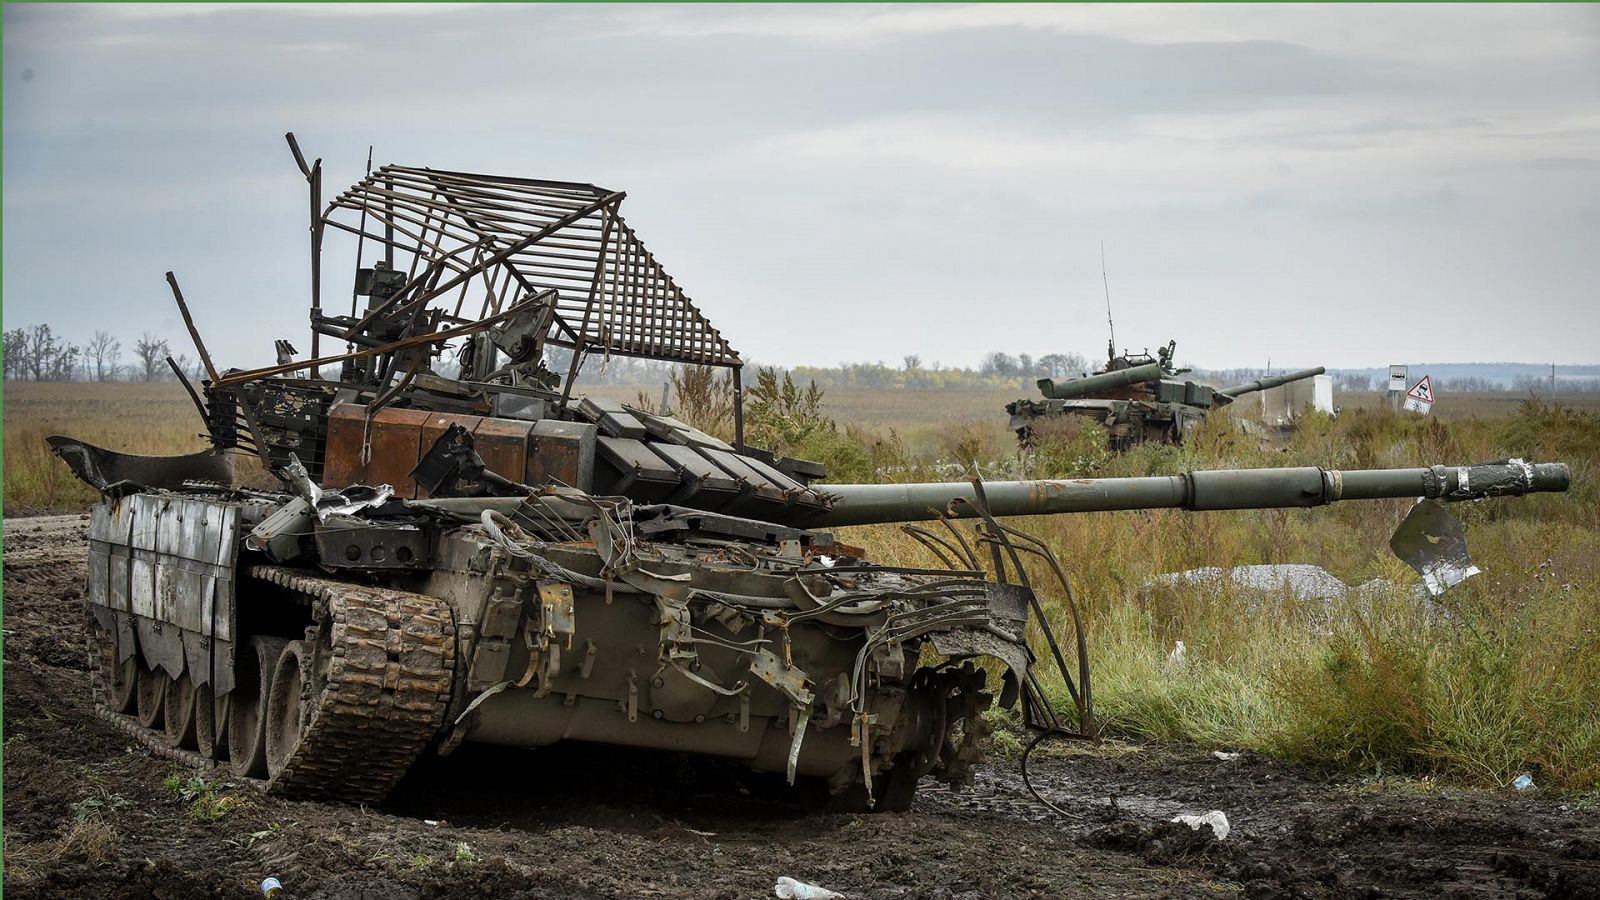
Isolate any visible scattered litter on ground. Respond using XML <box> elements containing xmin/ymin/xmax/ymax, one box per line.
<box><xmin>1212</xmin><ymin>751</ymin><xmax>1241</xmax><ymax>762</ymax></box>
<box><xmin>1171</xmin><ymin>810</ymin><xmax>1231</xmax><ymax>840</ymax></box>
<box><xmin>775</xmin><ymin>876</ymin><xmax>845</xmax><ymax>899</ymax></box>
<box><xmin>1512</xmin><ymin>773</ymin><xmax>1535</xmax><ymax>792</ymax></box>
<box><xmin>260</xmin><ymin>876</ymin><xmax>283</xmax><ymax>898</ymax></box>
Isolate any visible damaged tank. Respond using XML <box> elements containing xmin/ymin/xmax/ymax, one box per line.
<box><xmin>55</xmin><ymin>138</ymin><xmax>1571</xmax><ymax>812</ymax></box>
<box><xmin>1007</xmin><ymin>340</ymin><xmax>1326</xmax><ymax>450</ymax></box>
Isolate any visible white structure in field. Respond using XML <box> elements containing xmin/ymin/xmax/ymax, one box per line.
<box><xmin>1258</xmin><ymin>374</ymin><xmax>1334</xmax><ymax>424</ymax></box>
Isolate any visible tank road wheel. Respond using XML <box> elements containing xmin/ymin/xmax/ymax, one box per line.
<box><xmin>264</xmin><ymin>641</ymin><xmax>314</xmax><ymax>778</ymax></box>
<box><xmin>110</xmin><ymin>656</ymin><xmax>139</xmax><ymax>714</ymax></box>
<box><xmin>90</xmin><ymin>624</ymin><xmax>139</xmax><ymax>714</ymax></box>
<box><xmin>194</xmin><ymin>682</ymin><xmax>221</xmax><ymax>760</ymax></box>
<box><xmin>135</xmin><ymin>663</ymin><xmax>166</xmax><ymax>730</ymax></box>
<box><xmin>227</xmin><ymin>636</ymin><xmax>290</xmax><ymax>778</ymax></box>
<box><xmin>248</xmin><ymin>565</ymin><xmax>456</xmax><ymax>804</ymax></box>
<box><xmin>162</xmin><ymin>671</ymin><xmax>199</xmax><ymax>749</ymax></box>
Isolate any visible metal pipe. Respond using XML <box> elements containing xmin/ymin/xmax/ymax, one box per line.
<box><xmin>1036</xmin><ymin>361</ymin><xmax>1164</xmax><ymax>400</ymax></box>
<box><xmin>1219</xmin><ymin>366</ymin><xmax>1327</xmax><ymax>398</ymax></box>
<box><xmin>810</xmin><ymin>461</ymin><xmax>1570</xmax><ymax>526</ymax></box>
<box><xmin>165</xmin><ymin>272</ymin><xmax>221</xmax><ymax>384</ymax></box>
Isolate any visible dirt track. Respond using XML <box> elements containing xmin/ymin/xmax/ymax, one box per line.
<box><xmin>5</xmin><ymin>514</ymin><xmax>1598</xmax><ymax>899</ymax></box>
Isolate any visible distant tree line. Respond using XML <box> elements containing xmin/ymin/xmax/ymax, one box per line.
<box><xmin>3</xmin><ymin>324</ymin><xmax>207</xmax><ymax>383</ymax></box>
<box><xmin>10</xmin><ymin>323</ymin><xmax>1597</xmax><ymax>395</ymax></box>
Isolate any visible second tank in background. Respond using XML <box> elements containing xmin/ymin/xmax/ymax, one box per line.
<box><xmin>1006</xmin><ymin>339</ymin><xmax>1325</xmax><ymax>450</ymax></box>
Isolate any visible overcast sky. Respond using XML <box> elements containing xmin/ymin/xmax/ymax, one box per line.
<box><xmin>5</xmin><ymin>3</ymin><xmax>1598</xmax><ymax>371</ymax></box>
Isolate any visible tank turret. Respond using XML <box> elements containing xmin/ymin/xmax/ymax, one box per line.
<box><xmin>53</xmin><ymin>140</ymin><xmax>1574</xmax><ymax>817</ymax></box>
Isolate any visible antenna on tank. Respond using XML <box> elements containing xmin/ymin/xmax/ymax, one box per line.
<box><xmin>1101</xmin><ymin>241</ymin><xmax>1116</xmax><ymax>362</ymax></box>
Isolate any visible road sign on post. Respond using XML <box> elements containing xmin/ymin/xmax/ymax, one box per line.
<box><xmin>1402</xmin><ymin>374</ymin><xmax>1434</xmax><ymax>415</ymax></box>
<box><xmin>1388</xmin><ymin>365</ymin><xmax>1409</xmax><ymax>410</ymax></box>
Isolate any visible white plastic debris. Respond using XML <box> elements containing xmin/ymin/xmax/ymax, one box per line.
<box><xmin>1212</xmin><ymin>751</ymin><xmax>1241</xmax><ymax>762</ymax></box>
<box><xmin>1512</xmin><ymin>773</ymin><xmax>1535</xmax><ymax>791</ymax></box>
<box><xmin>775</xmin><ymin>876</ymin><xmax>845</xmax><ymax>899</ymax></box>
<box><xmin>1165</xmin><ymin>640</ymin><xmax>1187</xmax><ymax>668</ymax></box>
<box><xmin>1171</xmin><ymin>810</ymin><xmax>1231</xmax><ymax>840</ymax></box>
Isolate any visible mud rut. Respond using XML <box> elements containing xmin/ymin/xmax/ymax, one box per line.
<box><xmin>5</xmin><ymin>514</ymin><xmax>1597</xmax><ymax>899</ymax></box>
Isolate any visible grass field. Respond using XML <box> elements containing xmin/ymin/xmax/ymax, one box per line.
<box><xmin>6</xmin><ymin>380</ymin><xmax>1599</xmax><ymax>791</ymax></box>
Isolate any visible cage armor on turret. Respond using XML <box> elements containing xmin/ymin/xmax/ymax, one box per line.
<box><xmin>1008</xmin><ymin>339</ymin><xmax>1327</xmax><ymax>451</ymax></box>
<box><xmin>53</xmin><ymin>141</ymin><xmax>1573</xmax><ymax>816</ymax></box>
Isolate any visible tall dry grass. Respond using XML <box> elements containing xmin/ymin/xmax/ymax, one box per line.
<box><xmin>842</xmin><ymin>399</ymin><xmax>1600</xmax><ymax>789</ymax></box>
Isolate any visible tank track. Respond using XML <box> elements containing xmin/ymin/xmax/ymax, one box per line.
<box><xmin>89</xmin><ymin>567</ymin><xmax>457</xmax><ymax>805</ymax></box>
<box><xmin>250</xmin><ymin>565</ymin><xmax>457</xmax><ymax>803</ymax></box>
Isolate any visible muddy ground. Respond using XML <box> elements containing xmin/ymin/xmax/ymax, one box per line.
<box><xmin>5</xmin><ymin>514</ymin><xmax>1597</xmax><ymax>899</ymax></box>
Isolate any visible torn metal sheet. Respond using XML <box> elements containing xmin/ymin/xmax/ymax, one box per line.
<box><xmin>1390</xmin><ymin>498</ymin><xmax>1481</xmax><ymax>596</ymax></box>
<box><xmin>47</xmin><ymin>435</ymin><xmax>232</xmax><ymax>495</ymax></box>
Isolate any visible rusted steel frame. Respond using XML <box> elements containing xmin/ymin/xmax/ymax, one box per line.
<box><xmin>502</xmin><ymin>235</ymin><xmax>610</xmax><ymax>254</ymax></box>
<box><xmin>383</xmin><ymin>164</ymin><xmax>608</xmax><ymax>199</ymax></box>
<box><xmin>309</xmin><ymin>159</ymin><xmax>324</xmax><ymax>367</ymax></box>
<box><xmin>557</xmin><ymin>341</ymin><xmax>587</xmax><ymax>411</ymax></box>
<box><xmin>164</xmin><ymin>355</ymin><xmax>209</xmax><ymax>425</ymax></box>
<box><xmin>505</xmin><ymin>254</ymin><xmax>609</xmax><ymax>276</ymax></box>
<box><xmin>501</xmin><ymin>245</ymin><xmax>604</xmax><ymax>266</ymax></box>
<box><xmin>482</xmin><ymin>258</ymin><xmax>517</xmax><ymax>321</ymax></box>
<box><xmin>384</xmin><ymin>192</ymin><xmax>623</xmax><ymax>334</ymax></box>
<box><xmin>350</xmin><ymin>146</ymin><xmax>375</xmax><ymax>320</ymax></box>
<box><xmin>164</xmin><ymin>272</ymin><xmax>221</xmax><ymax>384</ymax></box>
<box><xmin>359</xmin><ymin>173</ymin><xmax>608</xmax><ymax>233</ymax></box>
<box><xmin>971</xmin><ymin>519</ymin><xmax>1084</xmax><ymax>718</ymax></box>
<box><xmin>900</xmin><ymin>525</ymin><xmax>966</xmax><ymax>570</ymax></box>
<box><xmin>214</xmin><ymin>297</ymin><xmax>544</xmax><ymax>388</ymax></box>
<box><xmin>404</xmin><ymin>190</ymin><xmax>445</xmax><ymax>285</ymax></box>
<box><xmin>555</xmin><ymin>198</ymin><xmax>620</xmax><ymax>408</ymax></box>
<box><xmin>383</xmin><ymin>173</ymin><xmax>395</xmax><ymax>266</ymax></box>
<box><xmin>331</xmin><ymin>188</ymin><xmax>490</xmax><ymax>251</ymax></box>
<box><xmin>452</xmin><ymin>245</ymin><xmax>486</xmax><ymax>320</ymax></box>
<box><xmin>320</xmin><ymin>216</ymin><xmax>474</xmax><ymax>284</ymax></box>
<box><xmin>380</xmin><ymin>166</ymin><xmax>606</xmax><ymax>212</ymax></box>
<box><xmin>331</xmin><ymin>190</ymin><xmax>487</xmax><ymax>252</ymax></box>
<box><xmin>988</xmin><ymin>528</ymin><xmax>1094</xmax><ymax>736</ymax></box>
<box><xmin>732</xmin><ymin>366</ymin><xmax>745</xmax><ymax>451</ymax></box>
<box><xmin>952</xmin><ymin>481</ymin><xmax>1088</xmax><ymax>728</ymax></box>
<box><xmin>363</xmin><ymin>347</ymin><xmax>426</xmax><ymax>434</ymax></box>
<box><xmin>378</xmin><ymin>302</ymin><xmax>441</xmax><ymax>386</ymax></box>
<box><xmin>344</xmin><ymin>181</ymin><xmax>571</xmax><ymax>238</ymax></box>
<box><xmin>285</xmin><ymin>132</ymin><xmax>311</xmax><ymax>178</ymax></box>
<box><xmin>935</xmin><ymin>513</ymin><xmax>983</xmax><ymax>572</ymax></box>
<box><xmin>232</xmin><ymin>387</ymin><xmax>279</xmax><ymax>469</ymax></box>
<box><xmin>324</xmin><ymin>229</ymin><xmax>488</xmax><ymax>340</ymax></box>
<box><xmin>484</xmin><ymin>248</ymin><xmax>548</xmax><ymax>320</ymax></box>
<box><xmin>606</xmin><ymin>211</ymin><xmax>636</xmax><ymax>359</ymax></box>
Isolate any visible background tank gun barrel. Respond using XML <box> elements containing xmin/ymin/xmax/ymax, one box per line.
<box><xmin>1219</xmin><ymin>366</ymin><xmax>1327</xmax><ymax>398</ymax></box>
<box><xmin>1036</xmin><ymin>361</ymin><xmax>1165</xmax><ymax>400</ymax></box>
<box><xmin>811</xmin><ymin>460</ymin><xmax>1568</xmax><ymax>526</ymax></box>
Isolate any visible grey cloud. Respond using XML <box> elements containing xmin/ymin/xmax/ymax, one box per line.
<box><xmin>3</xmin><ymin>4</ymin><xmax>1597</xmax><ymax>369</ymax></box>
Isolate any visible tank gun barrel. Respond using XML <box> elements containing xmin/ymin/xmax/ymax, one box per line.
<box><xmin>811</xmin><ymin>460</ymin><xmax>1567</xmax><ymax>527</ymax></box>
<box><xmin>1037</xmin><ymin>361</ymin><xmax>1165</xmax><ymax>400</ymax></box>
<box><xmin>1219</xmin><ymin>366</ymin><xmax>1326</xmax><ymax>398</ymax></box>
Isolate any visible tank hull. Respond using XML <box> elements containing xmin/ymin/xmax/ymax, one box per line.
<box><xmin>83</xmin><ymin>488</ymin><xmax>1023</xmax><ymax>809</ymax></box>
<box><xmin>1007</xmin><ymin>397</ymin><xmax>1208</xmax><ymax>451</ymax></box>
